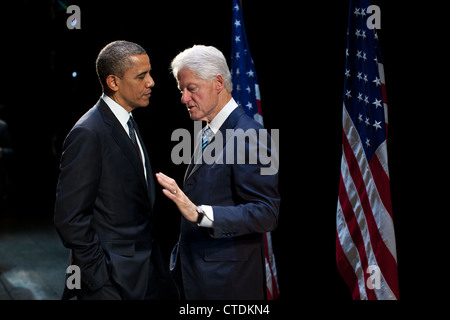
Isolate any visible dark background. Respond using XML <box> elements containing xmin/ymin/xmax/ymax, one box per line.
<box><xmin>0</xmin><ymin>0</ymin><xmax>443</xmax><ymax>305</ymax></box>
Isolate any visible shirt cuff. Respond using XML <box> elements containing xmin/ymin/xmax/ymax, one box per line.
<box><xmin>198</xmin><ymin>205</ymin><xmax>214</xmax><ymax>228</ymax></box>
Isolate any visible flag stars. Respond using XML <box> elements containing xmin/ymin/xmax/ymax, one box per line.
<box><xmin>364</xmin><ymin>95</ymin><xmax>369</xmax><ymax>105</ymax></box>
<box><xmin>373</xmin><ymin>77</ymin><xmax>381</xmax><ymax>86</ymax></box>
<box><xmin>353</xmin><ymin>7</ymin><xmax>366</xmax><ymax>18</ymax></box>
<box><xmin>361</xmin><ymin>30</ymin><xmax>366</xmax><ymax>40</ymax></box>
<box><xmin>345</xmin><ymin>69</ymin><xmax>351</xmax><ymax>78</ymax></box>
<box><xmin>356</xmin><ymin>51</ymin><xmax>367</xmax><ymax>61</ymax></box>
<box><xmin>356</xmin><ymin>71</ymin><xmax>368</xmax><ymax>83</ymax></box>
<box><xmin>231</xmin><ymin>1</ymin><xmax>264</xmax><ymax>126</ymax></box>
<box><xmin>357</xmin><ymin>92</ymin><xmax>363</xmax><ymax>102</ymax></box>
<box><xmin>357</xmin><ymin>50</ymin><xmax>362</xmax><ymax>60</ymax></box>
<box><xmin>373</xmin><ymin>120</ymin><xmax>382</xmax><ymax>130</ymax></box>
<box><xmin>345</xmin><ymin>90</ymin><xmax>352</xmax><ymax>99</ymax></box>
<box><xmin>341</xmin><ymin>5</ymin><xmax>390</xmax><ymax>170</ymax></box>
<box><xmin>363</xmin><ymin>74</ymin><xmax>368</xmax><ymax>83</ymax></box>
<box><xmin>372</xmin><ymin>98</ymin><xmax>382</xmax><ymax>108</ymax></box>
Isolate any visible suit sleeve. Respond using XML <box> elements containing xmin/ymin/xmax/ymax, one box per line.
<box><xmin>54</xmin><ymin>125</ymin><xmax>109</xmax><ymax>291</ymax></box>
<box><xmin>210</xmin><ymin>128</ymin><xmax>280</xmax><ymax>238</ymax></box>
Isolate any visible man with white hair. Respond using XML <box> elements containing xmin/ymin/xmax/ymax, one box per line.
<box><xmin>156</xmin><ymin>45</ymin><xmax>280</xmax><ymax>299</ymax></box>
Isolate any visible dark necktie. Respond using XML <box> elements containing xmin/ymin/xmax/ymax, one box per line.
<box><xmin>127</xmin><ymin>116</ymin><xmax>143</xmax><ymax>163</ymax></box>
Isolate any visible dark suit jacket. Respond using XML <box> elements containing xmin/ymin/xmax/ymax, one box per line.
<box><xmin>54</xmin><ymin>98</ymin><xmax>160</xmax><ymax>299</ymax></box>
<box><xmin>172</xmin><ymin>106</ymin><xmax>280</xmax><ymax>300</ymax></box>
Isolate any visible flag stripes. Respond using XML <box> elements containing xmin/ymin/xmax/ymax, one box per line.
<box><xmin>336</xmin><ymin>0</ymin><xmax>399</xmax><ymax>300</ymax></box>
<box><xmin>337</xmin><ymin>107</ymin><xmax>399</xmax><ymax>299</ymax></box>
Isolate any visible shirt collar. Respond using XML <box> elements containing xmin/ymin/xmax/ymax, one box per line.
<box><xmin>102</xmin><ymin>93</ymin><xmax>132</xmax><ymax>134</ymax></box>
<box><xmin>208</xmin><ymin>97</ymin><xmax>238</xmax><ymax>134</ymax></box>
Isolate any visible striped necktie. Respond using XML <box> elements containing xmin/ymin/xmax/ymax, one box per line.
<box><xmin>201</xmin><ymin>126</ymin><xmax>213</xmax><ymax>151</ymax></box>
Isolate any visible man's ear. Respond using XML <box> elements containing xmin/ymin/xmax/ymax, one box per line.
<box><xmin>106</xmin><ymin>75</ymin><xmax>119</xmax><ymax>92</ymax></box>
<box><xmin>215</xmin><ymin>74</ymin><xmax>225</xmax><ymax>93</ymax></box>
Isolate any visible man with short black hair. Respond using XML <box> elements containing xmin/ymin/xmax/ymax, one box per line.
<box><xmin>55</xmin><ymin>40</ymin><xmax>166</xmax><ymax>300</ymax></box>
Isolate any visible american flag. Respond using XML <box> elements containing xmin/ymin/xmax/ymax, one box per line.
<box><xmin>336</xmin><ymin>0</ymin><xmax>399</xmax><ymax>300</ymax></box>
<box><xmin>231</xmin><ymin>0</ymin><xmax>280</xmax><ymax>300</ymax></box>
<box><xmin>231</xmin><ymin>0</ymin><xmax>263</xmax><ymax>126</ymax></box>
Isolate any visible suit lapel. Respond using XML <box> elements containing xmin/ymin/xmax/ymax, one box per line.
<box><xmin>184</xmin><ymin>133</ymin><xmax>202</xmax><ymax>184</ymax></box>
<box><xmin>184</xmin><ymin>106</ymin><xmax>246</xmax><ymax>184</ymax></box>
<box><xmin>134</xmin><ymin>124</ymin><xmax>155</xmax><ymax>209</ymax></box>
<box><xmin>97</xmin><ymin>99</ymin><xmax>150</xmax><ymax>198</ymax></box>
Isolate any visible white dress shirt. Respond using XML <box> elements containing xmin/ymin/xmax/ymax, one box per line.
<box><xmin>198</xmin><ymin>98</ymin><xmax>238</xmax><ymax>228</ymax></box>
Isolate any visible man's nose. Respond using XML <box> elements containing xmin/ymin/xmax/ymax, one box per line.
<box><xmin>180</xmin><ymin>89</ymin><xmax>190</xmax><ymax>104</ymax></box>
<box><xmin>146</xmin><ymin>74</ymin><xmax>155</xmax><ymax>88</ymax></box>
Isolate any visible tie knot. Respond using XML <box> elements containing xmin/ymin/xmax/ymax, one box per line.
<box><xmin>127</xmin><ymin>116</ymin><xmax>136</xmax><ymax>129</ymax></box>
<box><xmin>202</xmin><ymin>126</ymin><xmax>213</xmax><ymax>139</ymax></box>
<box><xmin>127</xmin><ymin>116</ymin><xmax>143</xmax><ymax>163</ymax></box>
<box><xmin>202</xmin><ymin>126</ymin><xmax>213</xmax><ymax>151</ymax></box>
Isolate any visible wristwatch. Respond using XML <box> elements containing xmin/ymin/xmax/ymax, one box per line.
<box><xmin>196</xmin><ymin>205</ymin><xmax>205</xmax><ymax>226</ymax></box>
